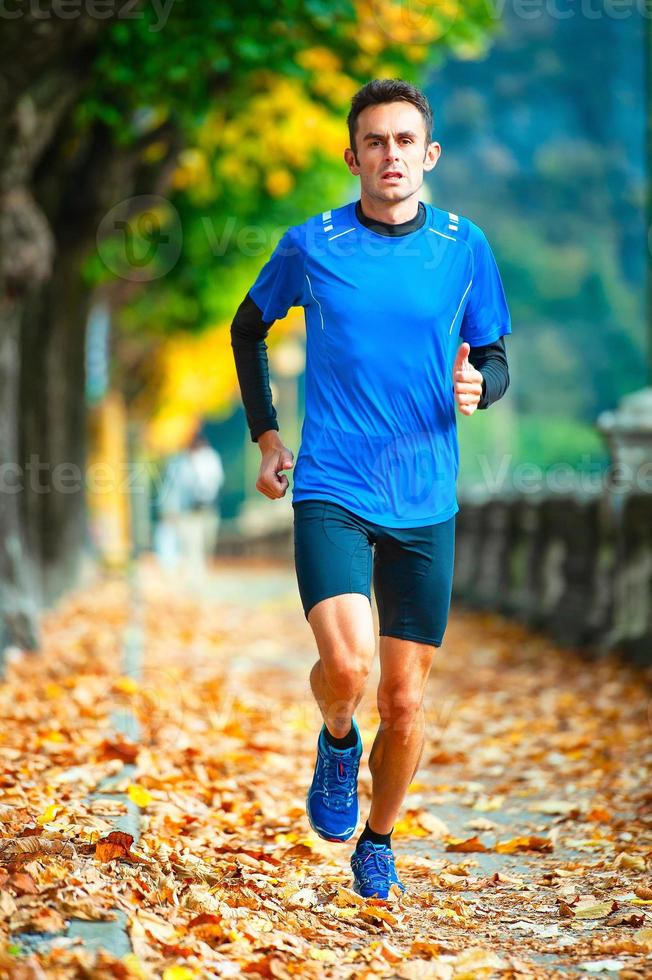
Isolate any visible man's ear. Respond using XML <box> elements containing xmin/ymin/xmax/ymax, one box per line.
<box><xmin>423</xmin><ymin>141</ymin><xmax>441</xmax><ymax>173</ymax></box>
<box><xmin>344</xmin><ymin>147</ymin><xmax>361</xmax><ymax>175</ymax></box>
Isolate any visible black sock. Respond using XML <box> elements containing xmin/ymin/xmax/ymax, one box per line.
<box><xmin>323</xmin><ymin>723</ymin><xmax>357</xmax><ymax>750</ymax></box>
<box><xmin>357</xmin><ymin>819</ymin><xmax>393</xmax><ymax>850</ymax></box>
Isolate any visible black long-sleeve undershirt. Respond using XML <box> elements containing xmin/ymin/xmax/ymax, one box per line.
<box><xmin>230</xmin><ymin>291</ymin><xmax>282</xmax><ymax>443</ymax></box>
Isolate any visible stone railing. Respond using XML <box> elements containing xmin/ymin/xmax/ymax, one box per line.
<box><xmin>454</xmin><ymin>490</ymin><xmax>651</xmax><ymax>664</ymax></box>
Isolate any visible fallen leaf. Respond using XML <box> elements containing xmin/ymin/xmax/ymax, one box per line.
<box><xmin>95</xmin><ymin>830</ymin><xmax>135</xmax><ymax>863</ymax></box>
<box><xmin>0</xmin><ymin>892</ymin><xmax>17</xmax><ymax>919</ymax></box>
<box><xmin>360</xmin><ymin>905</ymin><xmax>398</xmax><ymax>925</ymax></box>
<box><xmin>561</xmin><ymin>898</ymin><xmax>618</xmax><ymax>919</ymax></box>
<box><xmin>36</xmin><ymin>804</ymin><xmax>65</xmax><ymax>826</ymax></box>
<box><xmin>444</xmin><ymin>836</ymin><xmax>488</xmax><ymax>853</ymax></box>
<box><xmin>415</xmin><ymin>811</ymin><xmax>449</xmax><ymax>837</ymax></box>
<box><xmin>578</xmin><ymin>960</ymin><xmax>625</xmax><ymax>973</ymax></box>
<box><xmin>128</xmin><ymin>784</ymin><xmax>153</xmax><ymax>808</ymax></box>
<box><xmin>614</xmin><ymin>852</ymin><xmax>647</xmax><ymax>872</ymax></box>
<box><xmin>633</xmin><ymin>927</ymin><xmax>652</xmax><ymax>950</ymax></box>
<box><xmin>285</xmin><ymin>886</ymin><xmax>319</xmax><ymax>908</ymax></box>
<box><xmin>495</xmin><ymin>835</ymin><xmax>553</xmax><ymax>854</ymax></box>
<box><xmin>529</xmin><ymin>799</ymin><xmax>576</xmax><ymax>815</ymax></box>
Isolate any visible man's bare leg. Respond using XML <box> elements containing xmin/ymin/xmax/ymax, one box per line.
<box><xmin>367</xmin><ymin>636</ymin><xmax>436</xmax><ymax>833</ymax></box>
<box><xmin>307</xmin><ymin>593</ymin><xmax>376</xmax><ymax>736</ymax></box>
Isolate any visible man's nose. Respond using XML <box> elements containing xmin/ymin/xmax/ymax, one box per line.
<box><xmin>385</xmin><ymin>138</ymin><xmax>400</xmax><ymax>159</ymax></box>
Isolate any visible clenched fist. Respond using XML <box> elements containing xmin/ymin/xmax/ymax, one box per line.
<box><xmin>256</xmin><ymin>431</ymin><xmax>294</xmax><ymax>499</ymax></box>
<box><xmin>453</xmin><ymin>342</ymin><xmax>484</xmax><ymax>417</ymax></box>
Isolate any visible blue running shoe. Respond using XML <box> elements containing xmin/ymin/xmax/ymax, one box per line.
<box><xmin>351</xmin><ymin>840</ymin><xmax>406</xmax><ymax>898</ymax></box>
<box><xmin>306</xmin><ymin>720</ymin><xmax>362</xmax><ymax>842</ymax></box>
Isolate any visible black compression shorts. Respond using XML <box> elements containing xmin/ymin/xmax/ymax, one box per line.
<box><xmin>292</xmin><ymin>498</ymin><xmax>456</xmax><ymax>648</ymax></box>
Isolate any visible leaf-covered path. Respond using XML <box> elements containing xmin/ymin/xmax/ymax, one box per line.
<box><xmin>1</xmin><ymin>556</ymin><xmax>652</xmax><ymax>979</ymax></box>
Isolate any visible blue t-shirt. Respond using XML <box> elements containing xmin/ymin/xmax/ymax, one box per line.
<box><xmin>249</xmin><ymin>199</ymin><xmax>511</xmax><ymax>527</ymax></box>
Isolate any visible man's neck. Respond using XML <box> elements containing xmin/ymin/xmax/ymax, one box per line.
<box><xmin>355</xmin><ymin>199</ymin><xmax>425</xmax><ymax>237</ymax></box>
<box><xmin>358</xmin><ymin>192</ymin><xmax>421</xmax><ymax>225</ymax></box>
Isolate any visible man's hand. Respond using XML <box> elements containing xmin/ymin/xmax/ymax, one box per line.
<box><xmin>453</xmin><ymin>342</ymin><xmax>484</xmax><ymax>417</ymax></box>
<box><xmin>256</xmin><ymin>431</ymin><xmax>294</xmax><ymax>499</ymax></box>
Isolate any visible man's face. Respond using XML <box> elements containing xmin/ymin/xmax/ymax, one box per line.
<box><xmin>344</xmin><ymin>101</ymin><xmax>440</xmax><ymax>204</ymax></box>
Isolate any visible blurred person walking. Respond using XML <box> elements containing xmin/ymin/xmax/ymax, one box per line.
<box><xmin>176</xmin><ymin>433</ymin><xmax>225</xmax><ymax>579</ymax></box>
<box><xmin>231</xmin><ymin>79</ymin><xmax>511</xmax><ymax>898</ymax></box>
<box><xmin>154</xmin><ymin>433</ymin><xmax>224</xmax><ymax>580</ymax></box>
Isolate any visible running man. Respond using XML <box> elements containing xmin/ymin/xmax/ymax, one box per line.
<box><xmin>230</xmin><ymin>79</ymin><xmax>511</xmax><ymax>898</ymax></box>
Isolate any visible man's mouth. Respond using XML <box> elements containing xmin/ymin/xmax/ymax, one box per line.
<box><xmin>382</xmin><ymin>171</ymin><xmax>403</xmax><ymax>180</ymax></box>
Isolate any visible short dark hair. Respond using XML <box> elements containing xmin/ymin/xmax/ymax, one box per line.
<box><xmin>347</xmin><ymin>79</ymin><xmax>434</xmax><ymax>158</ymax></box>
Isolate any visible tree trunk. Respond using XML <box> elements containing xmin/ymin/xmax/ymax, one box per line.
<box><xmin>0</xmin><ymin>8</ymin><xmax>180</xmax><ymax>660</ymax></box>
<box><xmin>20</xmin><ymin>244</ymin><xmax>92</xmax><ymax>607</ymax></box>
<box><xmin>0</xmin><ymin>13</ymin><xmax>113</xmax><ymax>660</ymax></box>
<box><xmin>0</xmin><ymin>303</ymin><xmax>40</xmax><ymax>665</ymax></box>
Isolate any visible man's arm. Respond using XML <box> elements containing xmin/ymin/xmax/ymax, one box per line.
<box><xmin>230</xmin><ymin>291</ymin><xmax>280</xmax><ymax>442</ymax></box>
<box><xmin>230</xmin><ymin>291</ymin><xmax>294</xmax><ymax>498</ymax></box>
<box><xmin>467</xmin><ymin>335</ymin><xmax>510</xmax><ymax>410</ymax></box>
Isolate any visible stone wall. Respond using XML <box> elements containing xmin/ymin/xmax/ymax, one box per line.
<box><xmin>454</xmin><ymin>492</ymin><xmax>651</xmax><ymax>664</ymax></box>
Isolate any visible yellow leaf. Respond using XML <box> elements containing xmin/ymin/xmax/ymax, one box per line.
<box><xmin>472</xmin><ymin>794</ymin><xmax>504</xmax><ymax>812</ymax></box>
<box><xmin>571</xmin><ymin>899</ymin><xmax>617</xmax><ymax>919</ymax></box>
<box><xmin>40</xmin><ymin>730</ymin><xmax>65</xmax><ymax>743</ymax></box>
<box><xmin>331</xmin><ymin>906</ymin><xmax>359</xmax><ymax>919</ymax></box>
<box><xmin>393</xmin><ymin>809</ymin><xmax>430</xmax><ymax>837</ymax></box>
<box><xmin>114</xmin><ymin>676</ymin><xmax>139</xmax><ymax>694</ymax></box>
<box><xmin>614</xmin><ymin>852</ymin><xmax>647</xmax><ymax>872</ymax></box>
<box><xmin>37</xmin><ymin>804</ymin><xmax>64</xmax><ymax>825</ymax></box>
<box><xmin>361</xmin><ymin>905</ymin><xmax>398</xmax><ymax>925</ymax></box>
<box><xmin>453</xmin><ymin>946</ymin><xmax>507</xmax><ymax>976</ymax></box>
<box><xmin>162</xmin><ymin>969</ymin><xmax>196</xmax><ymax>980</ymax></box>
<box><xmin>128</xmin><ymin>784</ymin><xmax>153</xmax><ymax>808</ymax></box>
<box><xmin>120</xmin><ymin>954</ymin><xmax>147</xmax><ymax>979</ymax></box>
<box><xmin>308</xmin><ymin>948</ymin><xmax>337</xmax><ymax>962</ymax></box>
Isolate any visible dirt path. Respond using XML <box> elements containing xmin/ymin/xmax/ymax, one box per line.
<box><xmin>1</xmin><ymin>556</ymin><xmax>651</xmax><ymax>978</ymax></box>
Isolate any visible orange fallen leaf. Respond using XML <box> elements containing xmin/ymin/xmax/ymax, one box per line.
<box><xmin>6</xmin><ymin>872</ymin><xmax>38</xmax><ymax>895</ymax></box>
<box><xmin>95</xmin><ymin>830</ymin><xmax>135</xmax><ymax>863</ymax></box>
<box><xmin>99</xmin><ymin>737</ymin><xmax>139</xmax><ymax>763</ymax></box>
<box><xmin>361</xmin><ymin>904</ymin><xmax>398</xmax><ymax>925</ymax></box>
<box><xmin>445</xmin><ymin>836</ymin><xmax>489</xmax><ymax>853</ymax></box>
<box><xmin>410</xmin><ymin>939</ymin><xmax>443</xmax><ymax>958</ymax></box>
<box><xmin>113</xmin><ymin>676</ymin><xmax>139</xmax><ymax>694</ymax></box>
<box><xmin>495</xmin><ymin>835</ymin><xmax>553</xmax><ymax>854</ymax></box>
<box><xmin>586</xmin><ymin>807</ymin><xmax>612</xmax><ymax>822</ymax></box>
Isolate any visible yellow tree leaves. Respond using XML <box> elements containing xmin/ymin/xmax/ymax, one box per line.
<box><xmin>143</xmin><ymin>307</ymin><xmax>304</xmax><ymax>454</ymax></box>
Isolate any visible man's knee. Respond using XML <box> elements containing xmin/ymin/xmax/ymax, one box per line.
<box><xmin>377</xmin><ymin>683</ymin><xmax>425</xmax><ymax>736</ymax></box>
<box><xmin>321</xmin><ymin>646</ymin><xmax>372</xmax><ymax>698</ymax></box>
